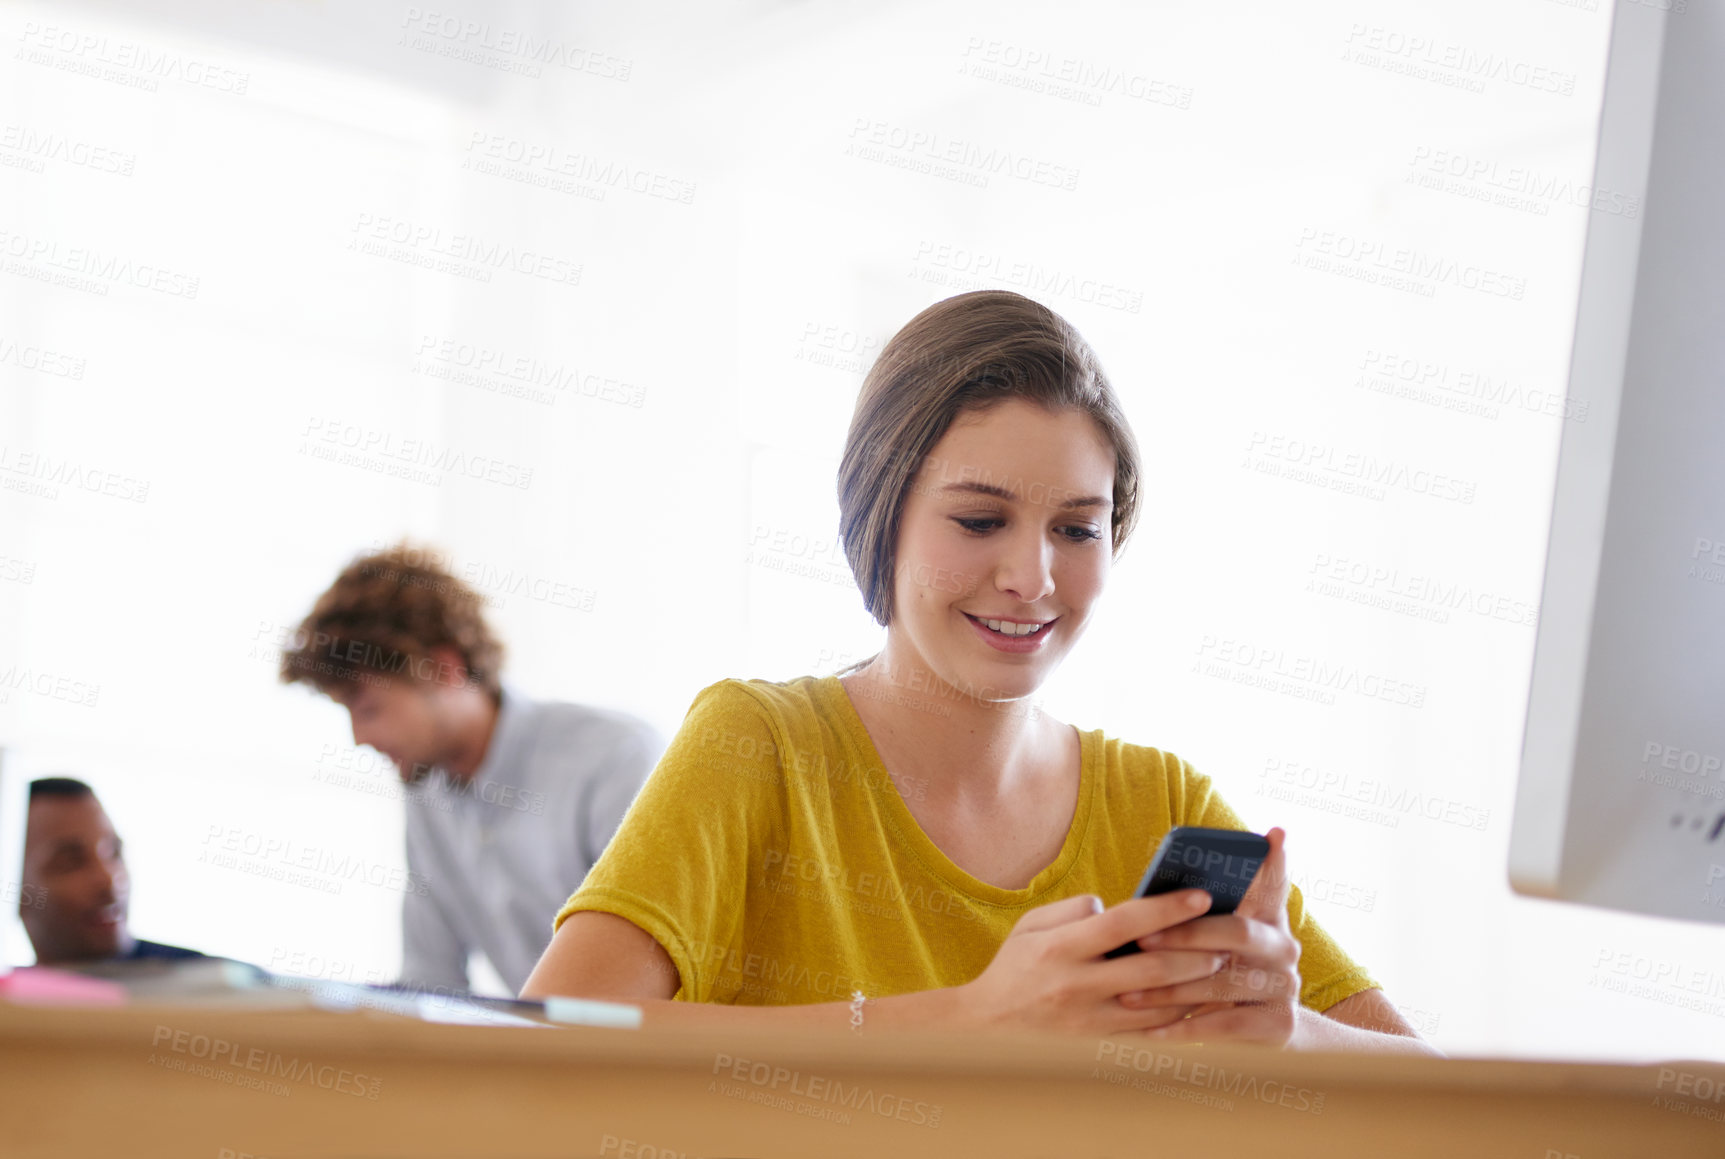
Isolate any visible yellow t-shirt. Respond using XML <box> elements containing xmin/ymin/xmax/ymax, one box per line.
<box><xmin>556</xmin><ymin>675</ymin><xmax>1379</xmax><ymax>1013</ymax></box>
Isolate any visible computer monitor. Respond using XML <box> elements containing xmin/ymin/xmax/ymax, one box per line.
<box><xmin>1509</xmin><ymin>0</ymin><xmax>1725</xmax><ymax>924</ymax></box>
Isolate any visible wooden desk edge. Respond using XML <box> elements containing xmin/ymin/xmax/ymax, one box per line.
<box><xmin>2</xmin><ymin>1000</ymin><xmax>1718</xmax><ymax>1100</ymax></box>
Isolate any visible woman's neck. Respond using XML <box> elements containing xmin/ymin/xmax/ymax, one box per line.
<box><xmin>841</xmin><ymin>650</ymin><xmax>1056</xmax><ymax>801</ymax></box>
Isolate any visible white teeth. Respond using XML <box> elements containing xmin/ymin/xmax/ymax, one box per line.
<box><xmin>981</xmin><ymin>618</ymin><xmax>1045</xmax><ymax>637</ymax></box>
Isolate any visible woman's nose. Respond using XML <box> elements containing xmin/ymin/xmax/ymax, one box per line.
<box><xmin>993</xmin><ymin>528</ymin><xmax>1055</xmax><ymax>604</ymax></box>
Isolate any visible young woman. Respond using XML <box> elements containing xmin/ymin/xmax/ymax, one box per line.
<box><xmin>523</xmin><ymin>291</ymin><xmax>1436</xmax><ymax>1053</ymax></box>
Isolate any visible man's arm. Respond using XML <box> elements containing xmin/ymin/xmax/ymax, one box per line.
<box><xmin>399</xmin><ymin>816</ymin><xmax>469</xmax><ymax>992</ymax></box>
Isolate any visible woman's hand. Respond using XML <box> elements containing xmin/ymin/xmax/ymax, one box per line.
<box><xmin>1114</xmin><ymin>827</ymin><xmax>1303</xmax><ymax>1048</ymax></box>
<box><xmin>949</xmin><ymin>887</ymin><xmax>1233</xmax><ymax>1036</ymax></box>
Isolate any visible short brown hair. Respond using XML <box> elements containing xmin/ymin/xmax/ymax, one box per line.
<box><xmin>837</xmin><ymin>291</ymin><xmax>1141</xmax><ymax>626</ymax></box>
<box><xmin>278</xmin><ymin>543</ymin><xmax>504</xmax><ymax>699</ymax></box>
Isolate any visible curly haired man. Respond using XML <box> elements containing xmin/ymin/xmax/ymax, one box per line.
<box><xmin>280</xmin><ymin>543</ymin><xmax>660</xmax><ymax>995</ymax></box>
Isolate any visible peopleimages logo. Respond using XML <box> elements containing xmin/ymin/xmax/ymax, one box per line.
<box><xmin>1259</xmin><ymin>757</ymin><xmax>1491</xmax><ymax>832</ymax></box>
<box><xmin>397</xmin><ymin>8</ymin><xmax>633</xmax><ymax>80</ymax></box>
<box><xmin>149</xmin><ymin>1024</ymin><xmax>381</xmax><ymax>1098</ymax></box>
<box><xmin>711</xmin><ymin>1053</ymin><xmax>944</xmax><ymax>1128</ymax></box>
<box><xmin>0</xmin><ymin>445</ymin><xmax>149</xmax><ymax>503</ymax></box>
<box><xmin>0</xmin><ymin>228</ymin><xmax>199</xmax><ymax>298</ymax></box>
<box><xmin>347</xmin><ymin>213</ymin><xmax>582</xmax><ymax>286</ymax></box>
<box><xmin>848</xmin><ymin>119</ymin><xmax>1081</xmax><ymax>191</ymax></box>
<box><xmin>1357</xmin><ymin>349</ymin><xmax>1589</xmax><ymax>424</ymax></box>
<box><xmin>958</xmin><ymin>37</ymin><xmax>1193</xmax><ymax>109</ymax></box>
<box><xmin>0</xmin><ymin>665</ymin><xmax>100</xmax><ymax>707</ymax></box>
<box><xmin>1094</xmin><ymin>1041</ymin><xmax>1325</xmax><ymax>1114</ymax></box>
<box><xmin>0</xmin><ymin>124</ymin><xmax>136</xmax><ymax>175</ymax></box>
<box><xmin>464</xmin><ymin>132</ymin><xmax>694</xmax><ymax>204</ymax></box>
<box><xmin>1407</xmin><ymin>146</ymin><xmax>1640</xmax><ymax>218</ymax></box>
<box><xmin>299</xmin><ymin>418</ymin><xmax>534</xmax><ymax>491</ymax></box>
<box><xmin>1293</xmin><ymin>228</ymin><xmax>1526</xmax><ymax>300</ymax></box>
<box><xmin>413</xmin><ymin>335</ymin><xmax>646</xmax><ymax>408</ymax></box>
<box><xmin>199</xmin><ymin>825</ymin><xmax>430</xmax><ymax>897</ymax></box>
<box><xmin>1341</xmin><ymin>24</ymin><xmax>1576</xmax><ymax>97</ymax></box>
<box><xmin>1307</xmin><ymin>553</ymin><xmax>1537</xmax><ymax>628</ymax></box>
<box><xmin>15</xmin><ymin>21</ymin><xmax>251</xmax><ymax>93</ymax></box>
<box><xmin>911</xmin><ymin>241</ymin><xmax>1143</xmax><ymax>313</ymax></box>
<box><xmin>1196</xmin><ymin>634</ymin><xmax>1428</xmax><ymax>709</ymax></box>
<box><xmin>1246</xmin><ymin>431</ymin><xmax>1477</xmax><ymax>505</ymax></box>
<box><xmin>0</xmin><ymin>334</ymin><xmax>86</xmax><ymax>379</ymax></box>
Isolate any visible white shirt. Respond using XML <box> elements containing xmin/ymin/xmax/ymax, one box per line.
<box><xmin>400</xmin><ymin>686</ymin><xmax>659</xmax><ymax>995</ymax></box>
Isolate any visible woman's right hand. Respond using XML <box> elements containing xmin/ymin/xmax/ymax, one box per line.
<box><xmin>949</xmin><ymin>889</ymin><xmax>1228</xmax><ymax>1036</ymax></box>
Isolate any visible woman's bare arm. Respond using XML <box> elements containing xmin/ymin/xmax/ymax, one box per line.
<box><xmin>522</xmin><ymin>894</ymin><xmax>1230</xmax><ymax>1037</ymax></box>
<box><xmin>520</xmin><ymin>911</ymin><xmax>960</xmax><ymax>1032</ymax></box>
<box><xmin>1295</xmin><ymin>988</ymin><xmax>1445</xmax><ymax>1055</ymax></box>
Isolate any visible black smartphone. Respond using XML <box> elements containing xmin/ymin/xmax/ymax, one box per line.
<box><xmin>1104</xmin><ymin>826</ymin><xmax>1270</xmax><ymax>958</ymax></box>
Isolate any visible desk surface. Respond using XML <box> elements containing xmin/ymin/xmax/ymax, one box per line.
<box><xmin>2</xmin><ymin>1002</ymin><xmax>1722</xmax><ymax>1158</ymax></box>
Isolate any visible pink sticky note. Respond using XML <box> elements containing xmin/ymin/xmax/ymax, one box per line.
<box><xmin>0</xmin><ymin>966</ymin><xmax>128</xmax><ymax>1005</ymax></box>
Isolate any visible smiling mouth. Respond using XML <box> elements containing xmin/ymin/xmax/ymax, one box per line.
<box><xmin>964</xmin><ymin>613</ymin><xmax>1054</xmax><ymax>638</ymax></box>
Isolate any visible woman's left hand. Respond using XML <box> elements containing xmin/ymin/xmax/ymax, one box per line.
<box><xmin>1115</xmin><ymin>826</ymin><xmax>1302</xmax><ymax>1048</ymax></box>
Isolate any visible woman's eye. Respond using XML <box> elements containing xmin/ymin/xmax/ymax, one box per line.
<box><xmin>953</xmin><ymin>517</ymin><xmax>1003</xmax><ymax>534</ymax></box>
<box><xmin>1060</xmin><ymin>525</ymin><xmax>1103</xmax><ymax>543</ymax></box>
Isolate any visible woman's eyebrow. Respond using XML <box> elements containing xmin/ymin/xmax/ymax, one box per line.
<box><xmin>938</xmin><ymin>481</ymin><xmax>1112</xmax><ymax>510</ymax></box>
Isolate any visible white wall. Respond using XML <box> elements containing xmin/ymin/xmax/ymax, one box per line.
<box><xmin>3</xmin><ymin>0</ymin><xmax>1720</xmax><ymax>1060</ymax></box>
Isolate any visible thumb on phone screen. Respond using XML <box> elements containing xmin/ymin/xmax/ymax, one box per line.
<box><xmin>1235</xmin><ymin>826</ymin><xmax>1291</xmax><ymax>923</ymax></box>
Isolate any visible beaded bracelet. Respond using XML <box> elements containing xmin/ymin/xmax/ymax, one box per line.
<box><xmin>849</xmin><ymin>990</ymin><xmax>868</xmax><ymax>1034</ymax></box>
